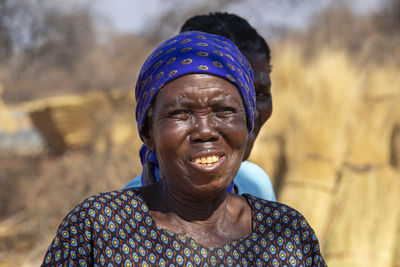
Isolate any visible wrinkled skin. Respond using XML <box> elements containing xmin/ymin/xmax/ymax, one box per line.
<box><xmin>143</xmin><ymin>74</ymin><xmax>248</xmax><ymax>200</ymax></box>
<box><xmin>142</xmin><ymin>52</ymin><xmax>272</xmax><ymax>184</ymax></box>
<box><xmin>242</xmin><ymin>52</ymin><xmax>272</xmax><ymax>161</ymax></box>
<box><xmin>141</xmin><ymin>74</ymin><xmax>252</xmax><ymax>247</ymax></box>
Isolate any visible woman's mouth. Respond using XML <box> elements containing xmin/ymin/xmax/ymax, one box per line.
<box><xmin>191</xmin><ymin>154</ymin><xmax>224</xmax><ymax>169</ymax></box>
<box><xmin>195</xmin><ymin>155</ymin><xmax>219</xmax><ymax>165</ymax></box>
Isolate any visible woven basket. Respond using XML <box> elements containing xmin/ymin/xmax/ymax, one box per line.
<box><xmin>26</xmin><ymin>90</ymin><xmax>135</xmax><ymax>154</ymax></box>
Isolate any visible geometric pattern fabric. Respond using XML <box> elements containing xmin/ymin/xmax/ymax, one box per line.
<box><xmin>42</xmin><ymin>189</ymin><xmax>326</xmax><ymax>266</ymax></box>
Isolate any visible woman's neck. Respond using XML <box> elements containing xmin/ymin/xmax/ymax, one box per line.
<box><xmin>144</xmin><ymin>182</ymin><xmax>228</xmax><ymax>221</ymax></box>
<box><xmin>140</xmin><ymin>183</ymin><xmax>252</xmax><ymax>247</ymax></box>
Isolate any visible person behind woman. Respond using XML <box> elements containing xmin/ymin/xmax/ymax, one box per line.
<box><xmin>42</xmin><ymin>31</ymin><xmax>326</xmax><ymax>266</ymax></box>
<box><xmin>125</xmin><ymin>12</ymin><xmax>276</xmax><ymax>201</ymax></box>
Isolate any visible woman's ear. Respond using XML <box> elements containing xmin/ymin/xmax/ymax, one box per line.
<box><xmin>140</xmin><ymin>109</ymin><xmax>155</xmax><ymax>151</ymax></box>
<box><xmin>141</xmin><ymin>125</ymin><xmax>155</xmax><ymax>151</ymax></box>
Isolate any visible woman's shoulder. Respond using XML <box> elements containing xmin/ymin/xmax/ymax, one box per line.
<box><xmin>62</xmin><ymin>188</ymin><xmax>146</xmax><ymax>224</ymax></box>
<box><xmin>42</xmin><ymin>188</ymin><xmax>150</xmax><ymax>266</ymax></box>
<box><xmin>75</xmin><ymin>188</ymin><xmax>142</xmax><ymax>208</ymax></box>
<box><xmin>245</xmin><ymin>193</ymin><xmax>298</xmax><ymax>213</ymax></box>
<box><xmin>244</xmin><ymin>194</ymin><xmax>326</xmax><ymax>265</ymax></box>
<box><xmin>244</xmin><ymin>194</ymin><xmax>311</xmax><ymax>231</ymax></box>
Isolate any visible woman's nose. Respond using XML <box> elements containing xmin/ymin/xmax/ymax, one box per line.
<box><xmin>190</xmin><ymin>116</ymin><xmax>219</xmax><ymax>143</ymax></box>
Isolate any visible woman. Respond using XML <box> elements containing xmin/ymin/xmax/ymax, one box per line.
<box><xmin>42</xmin><ymin>31</ymin><xmax>326</xmax><ymax>266</ymax></box>
<box><xmin>125</xmin><ymin>12</ymin><xmax>276</xmax><ymax>201</ymax></box>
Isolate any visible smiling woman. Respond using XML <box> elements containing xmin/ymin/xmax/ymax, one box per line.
<box><xmin>124</xmin><ymin>12</ymin><xmax>276</xmax><ymax>201</ymax></box>
<box><xmin>147</xmin><ymin>75</ymin><xmax>248</xmax><ymax>197</ymax></box>
<box><xmin>41</xmin><ymin>31</ymin><xmax>326</xmax><ymax>266</ymax></box>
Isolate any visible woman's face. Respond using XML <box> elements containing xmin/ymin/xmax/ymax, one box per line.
<box><xmin>144</xmin><ymin>74</ymin><xmax>248</xmax><ymax>198</ymax></box>
<box><xmin>242</xmin><ymin>52</ymin><xmax>272</xmax><ymax>161</ymax></box>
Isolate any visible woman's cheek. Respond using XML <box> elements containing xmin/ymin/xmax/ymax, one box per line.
<box><xmin>157</xmin><ymin>120</ymin><xmax>190</xmax><ymax>140</ymax></box>
<box><xmin>219</xmin><ymin>116</ymin><xmax>248</xmax><ymax>148</ymax></box>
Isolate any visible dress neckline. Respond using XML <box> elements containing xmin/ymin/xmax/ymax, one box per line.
<box><xmin>133</xmin><ymin>189</ymin><xmax>257</xmax><ymax>249</ymax></box>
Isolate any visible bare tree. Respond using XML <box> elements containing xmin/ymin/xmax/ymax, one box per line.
<box><xmin>142</xmin><ymin>0</ymin><xmax>237</xmax><ymax>41</ymax></box>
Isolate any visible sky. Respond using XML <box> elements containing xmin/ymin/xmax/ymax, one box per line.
<box><xmin>86</xmin><ymin>0</ymin><xmax>383</xmax><ymax>36</ymax></box>
<box><xmin>90</xmin><ymin>0</ymin><xmax>166</xmax><ymax>33</ymax></box>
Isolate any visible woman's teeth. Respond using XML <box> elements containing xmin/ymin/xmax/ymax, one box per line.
<box><xmin>194</xmin><ymin>155</ymin><xmax>220</xmax><ymax>164</ymax></box>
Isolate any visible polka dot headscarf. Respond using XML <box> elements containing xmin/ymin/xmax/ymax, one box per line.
<box><xmin>136</xmin><ymin>31</ymin><xmax>256</xmax><ymax>137</ymax></box>
<box><xmin>135</xmin><ymin>31</ymin><xmax>256</xmax><ymax>178</ymax></box>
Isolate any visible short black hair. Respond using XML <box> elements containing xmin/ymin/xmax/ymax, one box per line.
<box><xmin>180</xmin><ymin>12</ymin><xmax>271</xmax><ymax>64</ymax></box>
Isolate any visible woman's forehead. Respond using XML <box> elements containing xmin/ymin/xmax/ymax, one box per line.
<box><xmin>154</xmin><ymin>74</ymin><xmax>243</xmax><ymax>107</ymax></box>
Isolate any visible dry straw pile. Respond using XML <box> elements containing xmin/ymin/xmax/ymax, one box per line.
<box><xmin>250</xmin><ymin>43</ymin><xmax>400</xmax><ymax>266</ymax></box>
<box><xmin>25</xmin><ymin>89</ymin><xmax>139</xmax><ymax>156</ymax></box>
<box><xmin>0</xmin><ymin>89</ymin><xmax>142</xmax><ymax>265</ymax></box>
<box><xmin>322</xmin><ymin>63</ymin><xmax>400</xmax><ymax>267</ymax></box>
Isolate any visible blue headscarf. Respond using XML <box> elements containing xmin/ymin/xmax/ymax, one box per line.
<box><xmin>135</xmin><ymin>31</ymin><xmax>256</xmax><ymax>186</ymax></box>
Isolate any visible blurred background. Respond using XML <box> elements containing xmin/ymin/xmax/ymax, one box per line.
<box><xmin>0</xmin><ymin>0</ymin><xmax>399</xmax><ymax>266</ymax></box>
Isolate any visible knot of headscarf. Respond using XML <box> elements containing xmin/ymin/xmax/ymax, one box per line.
<box><xmin>135</xmin><ymin>31</ymin><xmax>256</xmax><ymax>185</ymax></box>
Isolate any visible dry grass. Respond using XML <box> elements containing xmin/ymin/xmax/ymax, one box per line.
<box><xmin>321</xmin><ymin>63</ymin><xmax>400</xmax><ymax>266</ymax></box>
<box><xmin>322</xmin><ymin>166</ymin><xmax>400</xmax><ymax>267</ymax></box>
<box><xmin>1</xmin><ymin>1</ymin><xmax>400</xmax><ymax>266</ymax></box>
<box><xmin>0</xmin><ymin>150</ymin><xmax>142</xmax><ymax>266</ymax></box>
<box><xmin>250</xmin><ymin>42</ymin><xmax>400</xmax><ymax>266</ymax></box>
<box><xmin>1</xmin><ymin>42</ymin><xmax>400</xmax><ymax>267</ymax></box>
<box><xmin>0</xmin><ymin>90</ymin><xmax>143</xmax><ymax>265</ymax></box>
<box><xmin>276</xmin><ymin>46</ymin><xmax>362</xmax><ymax>236</ymax></box>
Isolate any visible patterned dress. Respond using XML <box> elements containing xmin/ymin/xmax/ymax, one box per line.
<box><xmin>42</xmin><ymin>189</ymin><xmax>326</xmax><ymax>266</ymax></box>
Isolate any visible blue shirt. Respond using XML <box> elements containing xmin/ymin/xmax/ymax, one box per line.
<box><xmin>124</xmin><ymin>161</ymin><xmax>276</xmax><ymax>201</ymax></box>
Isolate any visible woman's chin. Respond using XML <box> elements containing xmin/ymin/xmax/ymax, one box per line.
<box><xmin>186</xmin><ymin>159</ymin><xmax>237</xmax><ymax>189</ymax></box>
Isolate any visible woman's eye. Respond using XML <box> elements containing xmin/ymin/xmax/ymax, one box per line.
<box><xmin>256</xmin><ymin>91</ymin><xmax>270</xmax><ymax>100</ymax></box>
<box><xmin>215</xmin><ymin>107</ymin><xmax>236</xmax><ymax>114</ymax></box>
<box><xmin>169</xmin><ymin>110</ymin><xmax>189</xmax><ymax>118</ymax></box>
